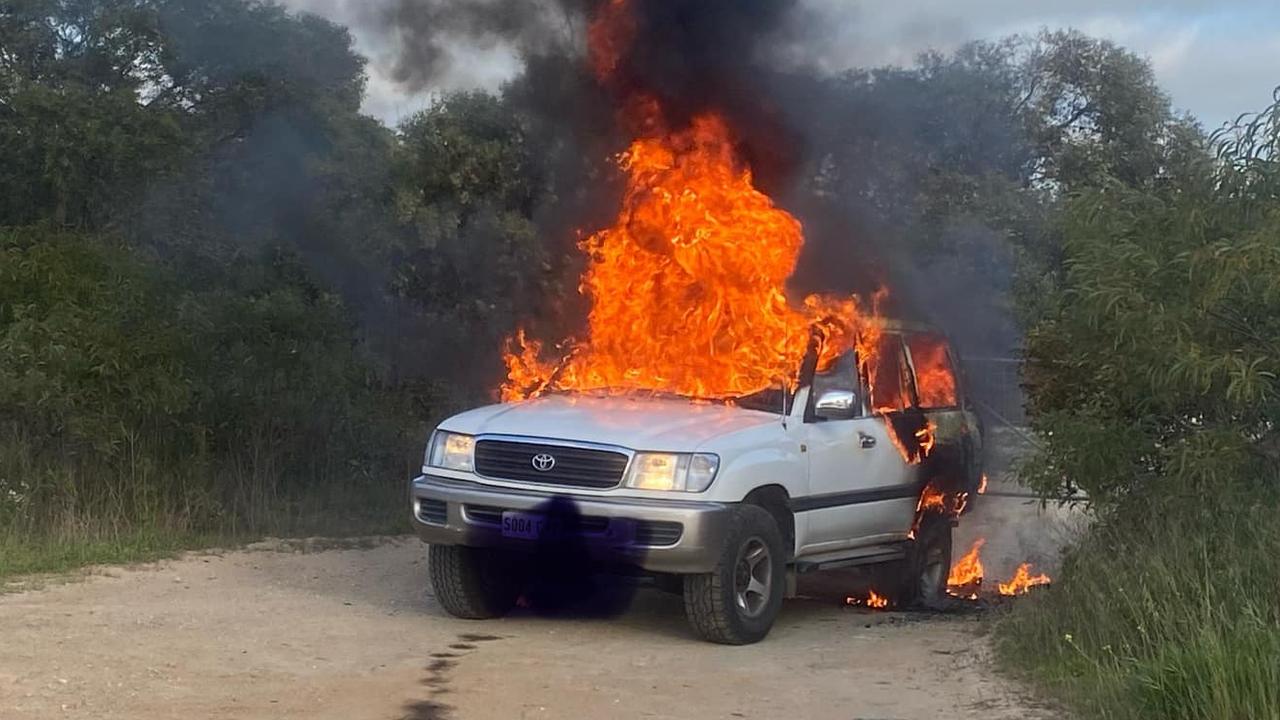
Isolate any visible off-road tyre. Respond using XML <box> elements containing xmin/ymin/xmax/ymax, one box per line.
<box><xmin>896</xmin><ymin>514</ymin><xmax>953</xmax><ymax>610</ymax></box>
<box><xmin>653</xmin><ymin>573</ymin><xmax>685</xmax><ymax>596</ymax></box>
<box><xmin>428</xmin><ymin>545</ymin><xmax>523</xmax><ymax>619</ymax></box>
<box><xmin>683</xmin><ymin>505</ymin><xmax>786</xmax><ymax>645</ymax></box>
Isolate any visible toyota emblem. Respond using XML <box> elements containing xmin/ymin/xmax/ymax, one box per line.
<box><xmin>531</xmin><ymin>453</ymin><xmax>557</xmax><ymax>472</ymax></box>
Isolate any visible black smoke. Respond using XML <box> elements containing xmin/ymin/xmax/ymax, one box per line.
<box><xmin>375</xmin><ymin>0</ymin><xmax>571</xmax><ymax>91</ymax></box>
<box><xmin>349</xmin><ymin>0</ymin><xmax>814</xmax><ymax>188</ymax></box>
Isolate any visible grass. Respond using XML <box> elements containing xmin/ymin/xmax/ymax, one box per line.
<box><xmin>0</xmin><ymin>510</ymin><xmax>410</xmax><ymax>585</ymax></box>
<box><xmin>0</xmin><ymin>527</ymin><xmax>228</xmax><ymax>583</ymax></box>
<box><xmin>0</xmin><ymin>413</ymin><xmax>423</xmax><ymax>583</ymax></box>
<box><xmin>0</xmin><ymin>525</ymin><xmax>410</xmax><ymax>586</ymax></box>
<box><xmin>0</xmin><ymin>458</ymin><xmax>409</xmax><ymax>584</ymax></box>
<box><xmin>995</xmin><ymin>496</ymin><xmax>1280</xmax><ymax>720</ymax></box>
<box><xmin>1</xmin><ymin>507</ymin><xmax>411</xmax><ymax>585</ymax></box>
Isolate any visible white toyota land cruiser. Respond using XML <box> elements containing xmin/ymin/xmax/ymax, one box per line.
<box><xmin>410</xmin><ymin>322</ymin><xmax>982</xmax><ymax>644</ymax></box>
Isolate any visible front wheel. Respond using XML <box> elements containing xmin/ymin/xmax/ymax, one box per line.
<box><xmin>683</xmin><ymin>505</ymin><xmax>786</xmax><ymax>645</ymax></box>
<box><xmin>428</xmin><ymin>545</ymin><xmax>522</xmax><ymax>619</ymax></box>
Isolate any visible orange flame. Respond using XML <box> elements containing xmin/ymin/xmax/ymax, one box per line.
<box><xmin>998</xmin><ymin>564</ymin><xmax>1052</xmax><ymax>596</ymax></box>
<box><xmin>946</xmin><ymin>539</ymin><xmax>1052</xmax><ymax>599</ymax></box>
<box><xmin>501</xmin><ymin>113</ymin><xmax>875</xmax><ymax>399</ymax></box>
<box><xmin>845</xmin><ymin>590</ymin><xmax>890</xmax><ymax>610</ymax></box>
<box><xmin>916</xmin><ymin>483</ymin><xmax>948</xmax><ymax>515</ymax></box>
<box><xmin>909</xmin><ymin>481</ymin><xmax>957</xmax><ymax>539</ymax></box>
<box><xmin>977</xmin><ymin>474</ymin><xmax>989</xmax><ymax>494</ymax></box>
<box><xmin>947</xmin><ymin>538</ymin><xmax>986</xmax><ymax>590</ymax></box>
<box><xmin>915</xmin><ymin>420</ymin><xmax>937</xmax><ymax>457</ymax></box>
<box><xmin>906</xmin><ymin>335</ymin><xmax>958</xmax><ymax>408</ymax></box>
<box><xmin>499</xmin><ymin>0</ymin><xmax>887</xmax><ymax>402</ymax></box>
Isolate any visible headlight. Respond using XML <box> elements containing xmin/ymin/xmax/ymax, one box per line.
<box><xmin>425</xmin><ymin>431</ymin><xmax>475</xmax><ymax>472</ymax></box>
<box><xmin>623</xmin><ymin>452</ymin><xmax>720</xmax><ymax>492</ymax></box>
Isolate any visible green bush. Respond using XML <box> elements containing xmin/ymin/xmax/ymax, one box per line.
<box><xmin>1003</xmin><ymin>94</ymin><xmax>1280</xmax><ymax>719</ymax></box>
<box><xmin>0</xmin><ymin>227</ymin><xmax>416</xmax><ymax>565</ymax></box>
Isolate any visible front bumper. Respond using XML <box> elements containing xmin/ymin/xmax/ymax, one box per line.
<box><xmin>410</xmin><ymin>474</ymin><xmax>733</xmax><ymax>573</ymax></box>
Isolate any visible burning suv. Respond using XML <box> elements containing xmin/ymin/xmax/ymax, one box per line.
<box><xmin>410</xmin><ymin>322</ymin><xmax>982</xmax><ymax>644</ymax></box>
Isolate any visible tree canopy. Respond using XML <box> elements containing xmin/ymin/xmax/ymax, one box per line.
<box><xmin>1023</xmin><ymin>95</ymin><xmax>1280</xmax><ymax>507</ymax></box>
<box><xmin>2</xmin><ymin>0</ymin><xmax>1265</xmax><ymax>541</ymax></box>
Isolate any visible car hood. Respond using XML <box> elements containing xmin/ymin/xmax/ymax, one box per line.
<box><xmin>438</xmin><ymin>394</ymin><xmax>780</xmax><ymax>452</ymax></box>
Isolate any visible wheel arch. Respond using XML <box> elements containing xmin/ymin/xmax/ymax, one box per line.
<box><xmin>742</xmin><ymin>484</ymin><xmax>795</xmax><ymax>561</ymax></box>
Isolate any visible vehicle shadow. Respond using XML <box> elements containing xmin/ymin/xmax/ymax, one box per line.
<box><xmin>513</xmin><ymin>494</ymin><xmax>645</xmax><ymax>618</ymax></box>
<box><xmin>252</xmin><ymin>501</ymin><xmax>903</xmax><ymax>644</ymax></box>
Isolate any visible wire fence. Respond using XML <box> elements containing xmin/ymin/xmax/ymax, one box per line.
<box><xmin>963</xmin><ymin>355</ymin><xmax>1027</xmax><ymax>429</ymax></box>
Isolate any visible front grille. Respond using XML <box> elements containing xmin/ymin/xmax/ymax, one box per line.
<box><xmin>464</xmin><ymin>505</ymin><xmax>504</xmax><ymax>526</ymax></box>
<box><xmin>474</xmin><ymin>439</ymin><xmax>630</xmax><ymax>489</ymax></box>
<box><xmin>635</xmin><ymin>521</ymin><xmax>684</xmax><ymax>547</ymax></box>
<box><xmin>418</xmin><ymin>498</ymin><xmax>447</xmax><ymax>525</ymax></box>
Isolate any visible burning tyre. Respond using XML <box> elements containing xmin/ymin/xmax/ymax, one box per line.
<box><xmin>897</xmin><ymin>514</ymin><xmax>953</xmax><ymax>610</ymax></box>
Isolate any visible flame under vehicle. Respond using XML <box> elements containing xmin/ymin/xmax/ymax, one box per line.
<box><xmin>411</xmin><ymin>323</ymin><xmax>982</xmax><ymax>644</ymax></box>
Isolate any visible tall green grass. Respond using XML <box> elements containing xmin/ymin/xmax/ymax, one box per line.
<box><xmin>0</xmin><ymin>428</ymin><xmax>414</xmax><ymax>581</ymax></box>
<box><xmin>0</xmin><ymin>423</ymin><xmax>416</xmax><ymax>581</ymax></box>
<box><xmin>996</xmin><ymin>496</ymin><xmax>1280</xmax><ymax>720</ymax></box>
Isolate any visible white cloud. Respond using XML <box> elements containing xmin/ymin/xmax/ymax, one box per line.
<box><xmin>282</xmin><ymin>0</ymin><xmax>1280</xmax><ymax>129</ymax></box>
<box><xmin>798</xmin><ymin>0</ymin><xmax>1279</xmax><ymax>128</ymax></box>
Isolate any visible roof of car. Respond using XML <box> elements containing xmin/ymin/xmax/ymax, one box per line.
<box><xmin>878</xmin><ymin>318</ymin><xmax>943</xmax><ymax>335</ymax></box>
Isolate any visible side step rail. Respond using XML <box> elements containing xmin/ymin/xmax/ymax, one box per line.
<box><xmin>793</xmin><ymin>544</ymin><xmax>907</xmax><ymax>574</ymax></box>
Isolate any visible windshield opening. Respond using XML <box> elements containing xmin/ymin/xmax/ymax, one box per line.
<box><xmin>728</xmin><ymin>386</ymin><xmax>793</xmax><ymax>414</ymax></box>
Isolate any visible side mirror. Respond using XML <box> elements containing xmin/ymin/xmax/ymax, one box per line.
<box><xmin>814</xmin><ymin>390</ymin><xmax>859</xmax><ymax>421</ymax></box>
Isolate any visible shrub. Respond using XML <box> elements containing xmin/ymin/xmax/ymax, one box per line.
<box><xmin>1003</xmin><ymin>93</ymin><xmax>1280</xmax><ymax>719</ymax></box>
<box><xmin>0</xmin><ymin>227</ymin><xmax>415</xmax><ymax>550</ymax></box>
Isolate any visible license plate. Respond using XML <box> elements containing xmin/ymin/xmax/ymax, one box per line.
<box><xmin>501</xmin><ymin>511</ymin><xmax>563</xmax><ymax>541</ymax></box>
<box><xmin>499</xmin><ymin>511</ymin><xmax>634</xmax><ymax>543</ymax></box>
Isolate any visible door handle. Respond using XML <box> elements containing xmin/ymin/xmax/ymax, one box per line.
<box><xmin>858</xmin><ymin>432</ymin><xmax>877</xmax><ymax>449</ymax></box>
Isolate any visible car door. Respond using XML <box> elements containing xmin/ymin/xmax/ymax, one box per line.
<box><xmin>797</xmin><ymin>336</ymin><xmax>919</xmax><ymax>554</ymax></box>
<box><xmin>903</xmin><ymin>331</ymin><xmax>982</xmax><ymax>494</ymax></box>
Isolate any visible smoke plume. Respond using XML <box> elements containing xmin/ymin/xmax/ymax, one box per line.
<box><xmin>301</xmin><ymin>0</ymin><xmax>1030</xmax><ymax>409</ymax></box>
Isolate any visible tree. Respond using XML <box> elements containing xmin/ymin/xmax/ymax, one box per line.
<box><xmin>391</xmin><ymin>91</ymin><xmax>564</xmax><ymax>389</ymax></box>
<box><xmin>1015</xmin><ymin>30</ymin><xmax>1201</xmax><ymax>193</ymax></box>
<box><xmin>0</xmin><ymin>0</ymin><xmax>415</xmax><ymax>538</ymax></box>
<box><xmin>1021</xmin><ymin>92</ymin><xmax>1280</xmax><ymax>507</ymax></box>
<box><xmin>0</xmin><ymin>1</ymin><xmax>187</xmax><ymax>227</ymax></box>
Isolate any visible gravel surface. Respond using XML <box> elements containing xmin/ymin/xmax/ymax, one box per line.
<box><xmin>1</xmin><ymin>495</ymin><xmax>1071</xmax><ymax>720</ymax></box>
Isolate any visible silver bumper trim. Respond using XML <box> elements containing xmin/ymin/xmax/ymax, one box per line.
<box><xmin>409</xmin><ymin>474</ymin><xmax>733</xmax><ymax>573</ymax></box>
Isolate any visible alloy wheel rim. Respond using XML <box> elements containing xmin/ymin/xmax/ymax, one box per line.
<box><xmin>733</xmin><ymin>537</ymin><xmax>772</xmax><ymax>618</ymax></box>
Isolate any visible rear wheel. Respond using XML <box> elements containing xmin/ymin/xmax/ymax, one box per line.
<box><xmin>428</xmin><ymin>545</ymin><xmax>523</xmax><ymax>619</ymax></box>
<box><xmin>683</xmin><ymin>505</ymin><xmax>786</xmax><ymax>645</ymax></box>
<box><xmin>896</xmin><ymin>515</ymin><xmax>953</xmax><ymax>609</ymax></box>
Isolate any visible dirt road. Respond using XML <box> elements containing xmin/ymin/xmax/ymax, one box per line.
<box><xmin>1</xmin><ymin>496</ymin><xmax>1069</xmax><ymax>720</ymax></box>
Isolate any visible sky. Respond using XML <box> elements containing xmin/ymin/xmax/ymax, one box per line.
<box><xmin>283</xmin><ymin>0</ymin><xmax>1279</xmax><ymax>131</ymax></box>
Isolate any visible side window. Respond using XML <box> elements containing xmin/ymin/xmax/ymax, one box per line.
<box><xmin>811</xmin><ymin>352</ymin><xmax>859</xmax><ymax>406</ymax></box>
<box><xmin>906</xmin><ymin>333</ymin><xmax>959</xmax><ymax>409</ymax></box>
<box><xmin>867</xmin><ymin>334</ymin><xmax>910</xmax><ymax>413</ymax></box>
